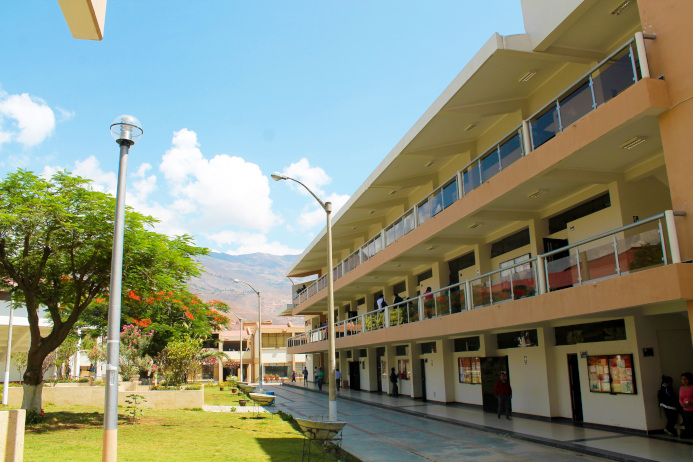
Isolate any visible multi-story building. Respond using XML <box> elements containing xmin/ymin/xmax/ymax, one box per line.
<box><xmin>211</xmin><ymin>321</ymin><xmax>306</xmax><ymax>382</ymax></box>
<box><xmin>284</xmin><ymin>0</ymin><xmax>693</xmax><ymax>433</ymax></box>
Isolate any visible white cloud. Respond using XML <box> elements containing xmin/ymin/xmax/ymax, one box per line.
<box><xmin>160</xmin><ymin>128</ymin><xmax>280</xmax><ymax>233</ymax></box>
<box><xmin>297</xmin><ymin>193</ymin><xmax>351</xmax><ymax>230</ymax></box>
<box><xmin>0</xmin><ymin>93</ymin><xmax>55</xmax><ymax>148</ymax></box>
<box><xmin>55</xmin><ymin>107</ymin><xmax>75</xmax><ymax>122</ymax></box>
<box><xmin>282</xmin><ymin>158</ymin><xmax>332</xmax><ymax>198</ymax></box>
<box><xmin>73</xmin><ymin>156</ymin><xmax>117</xmax><ymax>194</ymax></box>
<box><xmin>207</xmin><ymin>230</ymin><xmax>302</xmax><ymax>255</ymax></box>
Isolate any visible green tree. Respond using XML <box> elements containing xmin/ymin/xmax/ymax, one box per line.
<box><xmin>0</xmin><ymin>170</ymin><xmax>206</xmax><ymax>411</ymax></box>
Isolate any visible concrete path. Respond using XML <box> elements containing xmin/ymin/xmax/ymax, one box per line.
<box><xmin>272</xmin><ymin>384</ymin><xmax>693</xmax><ymax>462</ymax></box>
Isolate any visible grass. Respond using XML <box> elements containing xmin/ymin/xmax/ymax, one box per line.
<box><xmin>22</xmin><ymin>403</ymin><xmax>335</xmax><ymax>461</ymax></box>
<box><xmin>204</xmin><ymin>385</ymin><xmax>246</xmax><ymax>406</ymax></box>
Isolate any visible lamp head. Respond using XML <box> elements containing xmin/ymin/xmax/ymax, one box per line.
<box><xmin>233</xmin><ymin>279</ymin><xmax>241</xmax><ymax>283</ymax></box>
<box><xmin>271</xmin><ymin>172</ymin><xmax>288</xmax><ymax>181</ymax></box>
<box><xmin>110</xmin><ymin>115</ymin><xmax>143</xmax><ymax>146</ymax></box>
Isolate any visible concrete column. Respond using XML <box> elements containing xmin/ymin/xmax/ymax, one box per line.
<box><xmin>0</xmin><ymin>410</ymin><xmax>25</xmax><ymax>462</ymax></box>
<box><xmin>217</xmin><ymin>338</ymin><xmax>223</xmax><ymax>381</ymax></box>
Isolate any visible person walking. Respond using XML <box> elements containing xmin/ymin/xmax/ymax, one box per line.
<box><xmin>335</xmin><ymin>368</ymin><xmax>342</xmax><ymax>391</ymax></box>
<box><xmin>659</xmin><ymin>375</ymin><xmax>680</xmax><ymax>437</ymax></box>
<box><xmin>291</xmin><ymin>370</ymin><xmax>296</xmax><ymax>382</ymax></box>
<box><xmin>314</xmin><ymin>367</ymin><xmax>319</xmax><ymax>388</ymax></box>
<box><xmin>317</xmin><ymin>367</ymin><xmax>324</xmax><ymax>391</ymax></box>
<box><xmin>679</xmin><ymin>372</ymin><xmax>693</xmax><ymax>437</ymax></box>
<box><xmin>494</xmin><ymin>372</ymin><xmax>512</xmax><ymax>420</ymax></box>
<box><xmin>390</xmin><ymin>367</ymin><xmax>399</xmax><ymax>397</ymax></box>
<box><xmin>302</xmin><ymin>367</ymin><xmax>308</xmax><ymax>386</ymax></box>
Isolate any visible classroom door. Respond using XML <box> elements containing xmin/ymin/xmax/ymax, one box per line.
<box><xmin>567</xmin><ymin>354</ymin><xmax>584</xmax><ymax>422</ymax></box>
<box><xmin>480</xmin><ymin>356</ymin><xmax>509</xmax><ymax>413</ymax></box>
<box><xmin>349</xmin><ymin>361</ymin><xmax>361</xmax><ymax>391</ymax></box>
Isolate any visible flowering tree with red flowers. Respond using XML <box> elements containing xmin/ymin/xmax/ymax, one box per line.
<box><xmin>83</xmin><ymin>289</ymin><xmax>231</xmax><ymax>357</ymax></box>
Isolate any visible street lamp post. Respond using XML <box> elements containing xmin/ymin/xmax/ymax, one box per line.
<box><xmin>233</xmin><ymin>279</ymin><xmax>261</xmax><ymax>389</ymax></box>
<box><xmin>271</xmin><ymin>172</ymin><xmax>337</xmax><ymax>422</ymax></box>
<box><xmin>103</xmin><ymin>115</ymin><xmax>143</xmax><ymax>462</ymax></box>
<box><xmin>2</xmin><ymin>306</ymin><xmax>14</xmax><ymax>405</ymax></box>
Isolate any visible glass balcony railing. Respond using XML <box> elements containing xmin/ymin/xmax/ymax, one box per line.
<box><xmin>292</xmin><ymin>36</ymin><xmax>644</xmax><ymax>307</ymax></box>
<box><xmin>288</xmin><ymin>211</ymin><xmax>680</xmax><ymax>348</ymax></box>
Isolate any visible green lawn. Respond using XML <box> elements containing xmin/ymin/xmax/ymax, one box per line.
<box><xmin>204</xmin><ymin>385</ymin><xmax>246</xmax><ymax>406</ymax></box>
<box><xmin>21</xmin><ymin>403</ymin><xmax>334</xmax><ymax>461</ymax></box>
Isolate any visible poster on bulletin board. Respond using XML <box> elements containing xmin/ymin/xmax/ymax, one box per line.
<box><xmin>587</xmin><ymin>354</ymin><xmax>636</xmax><ymax>394</ymax></box>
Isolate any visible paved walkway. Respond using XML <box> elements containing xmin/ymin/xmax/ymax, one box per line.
<box><xmin>273</xmin><ymin>383</ymin><xmax>693</xmax><ymax>462</ymax></box>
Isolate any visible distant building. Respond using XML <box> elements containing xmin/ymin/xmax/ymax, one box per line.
<box><xmin>211</xmin><ymin>321</ymin><xmax>306</xmax><ymax>382</ymax></box>
<box><xmin>284</xmin><ymin>0</ymin><xmax>693</xmax><ymax>433</ymax></box>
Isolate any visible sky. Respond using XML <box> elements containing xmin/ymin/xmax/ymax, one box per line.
<box><xmin>0</xmin><ymin>2</ymin><xmax>525</xmax><ymax>256</ymax></box>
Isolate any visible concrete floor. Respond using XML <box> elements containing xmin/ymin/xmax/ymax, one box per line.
<box><xmin>271</xmin><ymin>383</ymin><xmax>693</xmax><ymax>462</ymax></box>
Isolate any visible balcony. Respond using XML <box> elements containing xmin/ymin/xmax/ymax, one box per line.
<box><xmin>287</xmin><ymin>210</ymin><xmax>684</xmax><ymax>348</ymax></box>
<box><xmin>292</xmin><ymin>34</ymin><xmax>650</xmax><ymax>309</ymax></box>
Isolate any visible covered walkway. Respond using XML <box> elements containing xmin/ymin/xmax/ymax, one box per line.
<box><xmin>276</xmin><ymin>383</ymin><xmax>693</xmax><ymax>461</ymax></box>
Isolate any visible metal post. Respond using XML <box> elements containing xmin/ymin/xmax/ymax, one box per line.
<box><xmin>103</xmin><ymin>142</ymin><xmax>130</xmax><ymax>462</ymax></box>
<box><xmin>3</xmin><ymin>306</ymin><xmax>14</xmax><ymax>405</ymax></box>
<box><xmin>634</xmin><ymin>32</ymin><xmax>650</xmax><ymax>79</ymax></box>
<box><xmin>326</xmin><ymin>202</ymin><xmax>337</xmax><ymax>421</ymax></box>
<box><xmin>536</xmin><ymin>258</ymin><xmax>547</xmax><ymax>294</ymax></box>
<box><xmin>665</xmin><ymin>210</ymin><xmax>682</xmax><ymax>264</ymax></box>
<box><xmin>258</xmin><ymin>292</ymin><xmax>262</xmax><ymax>390</ymax></box>
<box><xmin>239</xmin><ymin>319</ymin><xmax>244</xmax><ymax>382</ymax></box>
<box><xmin>612</xmin><ymin>235</ymin><xmax>621</xmax><ymax>275</ymax></box>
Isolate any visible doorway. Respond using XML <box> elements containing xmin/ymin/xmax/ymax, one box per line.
<box><xmin>567</xmin><ymin>354</ymin><xmax>584</xmax><ymax>422</ymax></box>
<box><xmin>420</xmin><ymin>359</ymin><xmax>427</xmax><ymax>402</ymax></box>
<box><xmin>480</xmin><ymin>356</ymin><xmax>509</xmax><ymax>413</ymax></box>
<box><xmin>376</xmin><ymin>348</ymin><xmax>385</xmax><ymax>393</ymax></box>
<box><xmin>349</xmin><ymin>361</ymin><xmax>360</xmax><ymax>390</ymax></box>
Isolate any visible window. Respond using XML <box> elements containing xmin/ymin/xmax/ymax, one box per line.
<box><xmin>420</xmin><ymin>342</ymin><xmax>436</xmax><ymax>354</ymax></box>
<box><xmin>499</xmin><ymin>253</ymin><xmax>531</xmax><ymax>277</ymax></box>
<box><xmin>454</xmin><ymin>337</ymin><xmax>480</xmax><ymax>352</ymax></box>
<box><xmin>356</xmin><ymin>297</ymin><xmax>366</xmax><ymax>306</ymax></box>
<box><xmin>417</xmin><ymin>269</ymin><xmax>433</xmax><ymax>285</ymax></box>
<box><xmin>359</xmin><ymin>349</ymin><xmax>368</xmax><ymax>358</ymax></box>
<box><xmin>555</xmin><ymin>319</ymin><xmax>626</xmax><ymax>345</ymax></box>
<box><xmin>548</xmin><ymin>192</ymin><xmax>611</xmax><ymax>234</ymax></box>
<box><xmin>395</xmin><ymin>345</ymin><xmax>408</xmax><ymax>356</ymax></box>
<box><xmin>397</xmin><ymin>359</ymin><xmax>410</xmax><ymax>380</ymax></box>
<box><xmin>346</xmin><ymin>351</ymin><xmax>352</xmax><ymax>359</ymax></box>
<box><xmin>448</xmin><ymin>252</ymin><xmax>475</xmax><ymax>285</ymax></box>
<box><xmin>458</xmin><ymin>357</ymin><xmax>481</xmax><ymax>384</ymax></box>
<box><xmin>490</xmin><ymin>228</ymin><xmax>531</xmax><ymax>258</ymax></box>
<box><xmin>393</xmin><ymin>280</ymin><xmax>406</xmax><ymax>295</ymax></box>
<box><xmin>497</xmin><ymin>329</ymin><xmax>538</xmax><ymax>349</ymax></box>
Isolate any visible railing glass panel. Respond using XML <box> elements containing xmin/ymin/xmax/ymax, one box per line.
<box><xmin>480</xmin><ymin>149</ymin><xmax>500</xmax><ymax>183</ymax></box>
<box><xmin>364</xmin><ymin>309</ymin><xmax>385</xmax><ymax>332</ymax></box>
<box><xmin>546</xmin><ymin>251</ymin><xmax>579</xmax><ymax>291</ymax></box>
<box><xmin>531</xmin><ymin>104</ymin><xmax>559</xmax><ymax>150</ymax></box>
<box><xmin>463</xmin><ymin>164</ymin><xmax>481</xmax><ymax>195</ymax></box>
<box><xmin>592</xmin><ymin>48</ymin><xmax>638</xmax><ymax>106</ymax></box>
<box><xmin>442</xmin><ymin>178</ymin><xmax>458</xmax><ymax>209</ymax></box>
<box><xmin>617</xmin><ymin>227</ymin><xmax>664</xmax><ymax>273</ymax></box>
<box><xmin>559</xmin><ymin>81</ymin><xmax>593</xmax><ymax>128</ymax></box>
<box><xmin>499</xmin><ymin>132</ymin><xmax>523</xmax><ymax>168</ymax></box>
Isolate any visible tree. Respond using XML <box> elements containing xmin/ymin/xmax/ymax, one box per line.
<box><xmin>0</xmin><ymin>170</ymin><xmax>207</xmax><ymax>411</ymax></box>
<box><xmin>82</xmin><ymin>289</ymin><xmax>231</xmax><ymax>357</ymax></box>
<box><xmin>155</xmin><ymin>336</ymin><xmax>226</xmax><ymax>385</ymax></box>
<box><xmin>119</xmin><ymin>324</ymin><xmax>154</xmax><ymax>380</ymax></box>
<box><xmin>53</xmin><ymin>333</ymin><xmax>80</xmax><ymax>379</ymax></box>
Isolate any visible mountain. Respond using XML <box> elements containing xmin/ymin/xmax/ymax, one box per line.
<box><xmin>188</xmin><ymin>252</ymin><xmax>306</xmax><ymax>324</ymax></box>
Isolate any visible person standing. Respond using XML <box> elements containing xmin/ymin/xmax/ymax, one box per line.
<box><xmin>302</xmin><ymin>367</ymin><xmax>308</xmax><ymax>386</ymax></box>
<box><xmin>335</xmin><ymin>368</ymin><xmax>342</xmax><ymax>391</ymax></box>
<box><xmin>659</xmin><ymin>375</ymin><xmax>680</xmax><ymax>437</ymax></box>
<box><xmin>291</xmin><ymin>370</ymin><xmax>296</xmax><ymax>382</ymax></box>
<box><xmin>390</xmin><ymin>367</ymin><xmax>399</xmax><ymax>397</ymax></box>
<box><xmin>377</xmin><ymin>294</ymin><xmax>387</xmax><ymax>309</ymax></box>
<box><xmin>494</xmin><ymin>372</ymin><xmax>512</xmax><ymax>420</ymax></box>
<box><xmin>317</xmin><ymin>367</ymin><xmax>324</xmax><ymax>391</ymax></box>
<box><xmin>314</xmin><ymin>367</ymin><xmax>319</xmax><ymax>388</ymax></box>
<box><xmin>679</xmin><ymin>372</ymin><xmax>693</xmax><ymax>438</ymax></box>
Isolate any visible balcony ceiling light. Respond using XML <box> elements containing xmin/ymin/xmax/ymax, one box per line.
<box><xmin>426</xmin><ymin>245</ymin><xmax>437</xmax><ymax>251</ymax></box>
<box><xmin>389</xmin><ymin>190</ymin><xmax>397</xmax><ymax>195</ymax></box>
<box><xmin>425</xmin><ymin>160</ymin><xmax>436</xmax><ymax>167</ymax></box>
<box><xmin>611</xmin><ymin>0</ymin><xmax>633</xmax><ymax>15</ymax></box>
<box><xmin>527</xmin><ymin>189</ymin><xmax>548</xmax><ymax>198</ymax></box>
<box><xmin>369</xmin><ymin>210</ymin><xmax>376</xmax><ymax>214</ymax></box>
<box><xmin>468</xmin><ymin>222</ymin><xmax>483</xmax><ymax>229</ymax></box>
<box><xmin>619</xmin><ymin>136</ymin><xmax>647</xmax><ymax>150</ymax></box>
<box><xmin>519</xmin><ymin>71</ymin><xmax>536</xmax><ymax>83</ymax></box>
<box><xmin>464</xmin><ymin>122</ymin><xmax>479</xmax><ymax>132</ymax></box>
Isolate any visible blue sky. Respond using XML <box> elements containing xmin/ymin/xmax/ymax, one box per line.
<box><xmin>0</xmin><ymin>2</ymin><xmax>524</xmax><ymax>255</ymax></box>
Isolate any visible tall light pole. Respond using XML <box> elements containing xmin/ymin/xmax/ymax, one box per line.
<box><xmin>233</xmin><ymin>279</ymin><xmax>261</xmax><ymax>389</ymax></box>
<box><xmin>226</xmin><ymin>312</ymin><xmax>244</xmax><ymax>382</ymax></box>
<box><xmin>2</xmin><ymin>305</ymin><xmax>14</xmax><ymax>405</ymax></box>
<box><xmin>103</xmin><ymin>115</ymin><xmax>142</xmax><ymax>462</ymax></box>
<box><xmin>271</xmin><ymin>172</ymin><xmax>337</xmax><ymax>422</ymax></box>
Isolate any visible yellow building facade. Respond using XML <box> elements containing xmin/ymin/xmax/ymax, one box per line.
<box><xmin>284</xmin><ymin>0</ymin><xmax>693</xmax><ymax>433</ymax></box>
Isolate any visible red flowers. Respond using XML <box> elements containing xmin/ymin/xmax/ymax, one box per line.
<box><xmin>184</xmin><ymin>312</ymin><xmax>194</xmax><ymax>320</ymax></box>
<box><xmin>127</xmin><ymin>291</ymin><xmax>141</xmax><ymax>301</ymax></box>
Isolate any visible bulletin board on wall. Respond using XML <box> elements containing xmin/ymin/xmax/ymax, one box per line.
<box><xmin>587</xmin><ymin>354</ymin><xmax>636</xmax><ymax>394</ymax></box>
<box><xmin>458</xmin><ymin>357</ymin><xmax>481</xmax><ymax>384</ymax></box>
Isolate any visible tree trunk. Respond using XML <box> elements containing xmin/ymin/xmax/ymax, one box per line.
<box><xmin>21</xmin><ymin>383</ymin><xmax>43</xmax><ymax>413</ymax></box>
